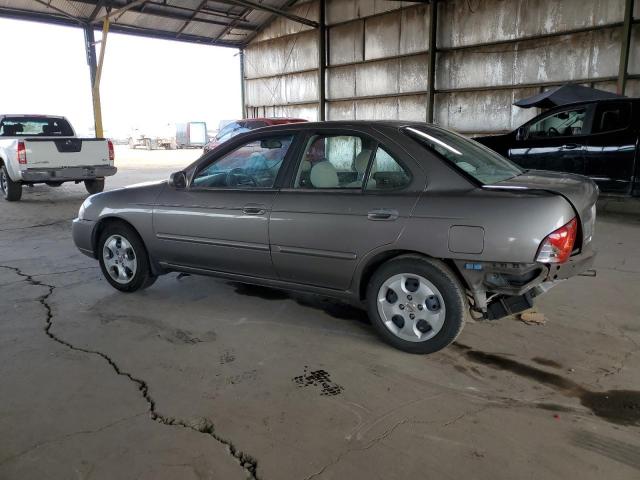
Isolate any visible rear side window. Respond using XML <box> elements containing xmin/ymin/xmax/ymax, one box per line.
<box><xmin>366</xmin><ymin>148</ymin><xmax>411</xmax><ymax>191</ymax></box>
<box><xmin>0</xmin><ymin>117</ymin><xmax>74</xmax><ymax>136</ymax></box>
<box><xmin>592</xmin><ymin>102</ymin><xmax>632</xmax><ymax>133</ymax></box>
<box><xmin>405</xmin><ymin>126</ymin><xmax>522</xmax><ymax>185</ymax></box>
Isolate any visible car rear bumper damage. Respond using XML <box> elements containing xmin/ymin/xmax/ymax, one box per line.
<box><xmin>19</xmin><ymin>166</ymin><xmax>117</xmax><ymax>183</ymax></box>
<box><xmin>454</xmin><ymin>248</ymin><xmax>596</xmax><ymax>320</ymax></box>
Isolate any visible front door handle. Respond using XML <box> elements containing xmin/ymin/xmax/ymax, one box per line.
<box><xmin>242</xmin><ymin>204</ymin><xmax>266</xmax><ymax>215</ymax></box>
<box><xmin>561</xmin><ymin>143</ymin><xmax>580</xmax><ymax>150</ymax></box>
<box><xmin>367</xmin><ymin>209</ymin><xmax>399</xmax><ymax>221</ymax></box>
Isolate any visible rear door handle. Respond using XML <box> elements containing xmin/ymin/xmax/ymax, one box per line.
<box><xmin>367</xmin><ymin>209</ymin><xmax>399</xmax><ymax>221</ymax></box>
<box><xmin>242</xmin><ymin>204</ymin><xmax>266</xmax><ymax>215</ymax></box>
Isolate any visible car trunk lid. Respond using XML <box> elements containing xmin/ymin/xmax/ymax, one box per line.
<box><xmin>484</xmin><ymin>170</ymin><xmax>599</xmax><ymax>246</ymax></box>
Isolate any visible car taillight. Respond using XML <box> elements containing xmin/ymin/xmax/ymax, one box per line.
<box><xmin>107</xmin><ymin>139</ymin><xmax>115</xmax><ymax>161</ymax></box>
<box><xmin>536</xmin><ymin>217</ymin><xmax>578</xmax><ymax>264</ymax></box>
<box><xmin>17</xmin><ymin>141</ymin><xmax>27</xmax><ymax>165</ymax></box>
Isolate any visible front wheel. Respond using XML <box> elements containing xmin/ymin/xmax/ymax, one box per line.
<box><xmin>366</xmin><ymin>256</ymin><xmax>466</xmax><ymax>354</ymax></box>
<box><xmin>1</xmin><ymin>165</ymin><xmax>22</xmax><ymax>201</ymax></box>
<box><xmin>85</xmin><ymin>178</ymin><xmax>105</xmax><ymax>194</ymax></box>
<box><xmin>98</xmin><ymin>223</ymin><xmax>156</xmax><ymax>292</ymax></box>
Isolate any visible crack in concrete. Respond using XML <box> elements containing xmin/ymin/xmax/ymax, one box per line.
<box><xmin>304</xmin><ymin>406</ymin><xmax>488</xmax><ymax>480</ymax></box>
<box><xmin>0</xmin><ymin>265</ymin><xmax>261</xmax><ymax>479</ymax></box>
<box><xmin>0</xmin><ymin>219</ymin><xmax>71</xmax><ymax>232</ymax></box>
<box><xmin>0</xmin><ymin>413</ymin><xmax>146</xmax><ymax>466</ymax></box>
<box><xmin>0</xmin><ymin>266</ymin><xmax>99</xmax><ymax>287</ymax></box>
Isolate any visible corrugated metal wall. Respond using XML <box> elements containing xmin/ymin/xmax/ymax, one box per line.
<box><xmin>243</xmin><ymin>0</ymin><xmax>638</xmax><ymax>135</ymax></box>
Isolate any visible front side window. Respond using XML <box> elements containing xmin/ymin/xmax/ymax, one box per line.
<box><xmin>527</xmin><ymin>107</ymin><xmax>588</xmax><ymax>138</ymax></box>
<box><xmin>405</xmin><ymin>126</ymin><xmax>522</xmax><ymax>185</ymax></box>
<box><xmin>192</xmin><ymin>135</ymin><xmax>293</xmax><ymax>188</ymax></box>
<box><xmin>366</xmin><ymin>148</ymin><xmax>411</xmax><ymax>191</ymax></box>
<box><xmin>295</xmin><ymin>134</ymin><xmax>376</xmax><ymax>189</ymax></box>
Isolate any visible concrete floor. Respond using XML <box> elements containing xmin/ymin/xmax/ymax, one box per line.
<box><xmin>1</xmin><ymin>147</ymin><xmax>639</xmax><ymax>480</ymax></box>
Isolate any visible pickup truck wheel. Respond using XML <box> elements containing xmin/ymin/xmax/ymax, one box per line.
<box><xmin>98</xmin><ymin>223</ymin><xmax>156</xmax><ymax>292</ymax></box>
<box><xmin>1</xmin><ymin>165</ymin><xmax>22</xmax><ymax>201</ymax></box>
<box><xmin>85</xmin><ymin>178</ymin><xmax>105</xmax><ymax>194</ymax></box>
<box><xmin>366</xmin><ymin>256</ymin><xmax>466</xmax><ymax>354</ymax></box>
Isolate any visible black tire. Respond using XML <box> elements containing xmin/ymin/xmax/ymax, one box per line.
<box><xmin>1</xmin><ymin>165</ymin><xmax>22</xmax><ymax>201</ymax></box>
<box><xmin>98</xmin><ymin>222</ymin><xmax>157</xmax><ymax>292</ymax></box>
<box><xmin>366</xmin><ymin>255</ymin><xmax>466</xmax><ymax>354</ymax></box>
<box><xmin>85</xmin><ymin>178</ymin><xmax>105</xmax><ymax>195</ymax></box>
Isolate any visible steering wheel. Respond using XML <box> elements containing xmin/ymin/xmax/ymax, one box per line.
<box><xmin>547</xmin><ymin>127</ymin><xmax>560</xmax><ymax>136</ymax></box>
<box><xmin>225</xmin><ymin>168</ymin><xmax>258</xmax><ymax>187</ymax></box>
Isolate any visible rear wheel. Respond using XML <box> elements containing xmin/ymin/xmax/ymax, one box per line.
<box><xmin>1</xmin><ymin>165</ymin><xmax>22</xmax><ymax>201</ymax></box>
<box><xmin>98</xmin><ymin>222</ymin><xmax>156</xmax><ymax>292</ymax></box>
<box><xmin>366</xmin><ymin>256</ymin><xmax>466</xmax><ymax>354</ymax></box>
<box><xmin>85</xmin><ymin>178</ymin><xmax>105</xmax><ymax>194</ymax></box>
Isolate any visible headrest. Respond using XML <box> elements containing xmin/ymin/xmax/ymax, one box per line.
<box><xmin>310</xmin><ymin>161</ymin><xmax>339</xmax><ymax>188</ymax></box>
<box><xmin>354</xmin><ymin>149</ymin><xmax>372</xmax><ymax>173</ymax></box>
<box><xmin>3</xmin><ymin>124</ymin><xmax>22</xmax><ymax>136</ymax></box>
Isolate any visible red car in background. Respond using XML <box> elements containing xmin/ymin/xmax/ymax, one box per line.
<box><xmin>204</xmin><ymin>118</ymin><xmax>307</xmax><ymax>153</ymax></box>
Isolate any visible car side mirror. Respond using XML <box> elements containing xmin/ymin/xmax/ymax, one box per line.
<box><xmin>515</xmin><ymin>127</ymin><xmax>526</xmax><ymax>141</ymax></box>
<box><xmin>169</xmin><ymin>171</ymin><xmax>187</xmax><ymax>189</ymax></box>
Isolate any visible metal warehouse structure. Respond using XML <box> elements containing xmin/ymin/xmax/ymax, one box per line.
<box><xmin>244</xmin><ymin>0</ymin><xmax>638</xmax><ymax>134</ymax></box>
<box><xmin>1</xmin><ymin>0</ymin><xmax>637</xmax><ymax>135</ymax></box>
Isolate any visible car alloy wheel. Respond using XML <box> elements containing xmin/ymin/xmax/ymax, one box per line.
<box><xmin>102</xmin><ymin>234</ymin><xmax>138</xmax><ymax>285</ymax></box>
<box><xmin>377</xmin><ymin>273</ymin><xmax>446</xmax><ymax>342</ymax></box>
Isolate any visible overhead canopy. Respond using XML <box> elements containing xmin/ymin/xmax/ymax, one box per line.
<box><xmin>514</xmin><ymin>84</ymin><xmax>626</xmax><ymax>109</ymax></box>
<box><xmin>0</xmin><ymin>0</ymin><xmax>313</xmax><ymax>48</ymax></box>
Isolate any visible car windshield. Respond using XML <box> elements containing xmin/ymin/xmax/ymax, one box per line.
<box><xmin>405</xmin><ymin>126</ymin><xmax>522</xmax><ymax>185</ymax></box>
<box><xmin>0</xmin><ymin>117</ymin><xmax>74</xmax><ymax>137</ymax></box>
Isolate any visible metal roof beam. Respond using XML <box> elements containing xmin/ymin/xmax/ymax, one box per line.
<box><xmin>94</xmin><ymin>0</ymin><xmax>149</xmax><ymax>22</ymax></box>
<box><xmin>176</xmin><ymin>0</ymin><xmax>208</xmax><ymax>35</ymax></box>
<box><xmin>77</xmin><ymin>0</ymin><xmax>259</xmax><ymax>30</ymax></box>
<box><xmin>33</xmin><ymin>0</ymin><xmax>83</xmax><ymax>25</ymax></box>
<box><xmin>217</xmin><ymin>0</ymin><xmax>318</xmax><ymax>28</ymax></box>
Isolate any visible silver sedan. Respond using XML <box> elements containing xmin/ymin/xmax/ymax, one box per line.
<box><xmin>73</xmin><ymin>121</ymin><xmax>597</xmax><ymax>354</ymax></box>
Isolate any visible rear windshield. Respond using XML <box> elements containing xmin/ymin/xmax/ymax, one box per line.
<box><xmin>0</xmin><ymin>117</ymin><xmax>74</xmax><ymax>137</ymax></box>
<box><xmin>404</xmin><ymin>126</ymin><xmax>522</xmax><ymax>185</ymax></box>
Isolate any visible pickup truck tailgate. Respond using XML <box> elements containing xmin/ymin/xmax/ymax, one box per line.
<box><xmin>24</xmin><ymin>138</ymin><xmax>111</xmax><ymax>168</ymax></box>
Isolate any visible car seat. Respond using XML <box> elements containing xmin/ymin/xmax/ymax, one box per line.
<box><xmin>310</xmin><ymin>161</ymin><xmax>339</xmax><ymax>188</ymax></box>
<box><xmin>346</xmin><ymin>150</ymin><xmax>374</xmax><ymax>188</ymax></box>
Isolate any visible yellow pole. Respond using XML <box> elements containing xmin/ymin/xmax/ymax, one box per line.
<box><xmin>92</xmin><ymin>18</ymin><xmax>109</xmax><ymax>138</ymax></box>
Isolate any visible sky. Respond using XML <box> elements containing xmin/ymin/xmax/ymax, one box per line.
<box><xmin>0</xmin><ymin>18</ymin><xmax>241</xmax><ymax>138</ymax></box>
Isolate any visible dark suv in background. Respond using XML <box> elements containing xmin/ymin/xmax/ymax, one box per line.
<box><xmin>475</xmin><ymin>99</ymin><xmax>638</xmax><ymax>196</ymax></box>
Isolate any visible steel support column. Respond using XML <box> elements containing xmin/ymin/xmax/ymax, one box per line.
<box><xmin>84</xmin><ymin>25</ymin><xmax>97</xmax><ymax>87</ymax></box>
<box><xmin>89</xmin><ymin>18</ymin><xmax>110</xmax><ymax>138</ymax></box>
<box><xmin>426</xmin><ymin>0</ymin><xmax>438</xmax><ymax>123</ymax></box>
<box><xmin>240</xmin><ymin>49</ymin><xmax>246</xmax><ymax>119</ymax></box>
<box><xmin>318</xmin><ymin>0</ymin><xmax>326</xmax><ymax>121</ymax></box>
<box><xmin>618</xmin><ymin>0</ymin><xmax>634</xmax><ymax>95</ymax></box>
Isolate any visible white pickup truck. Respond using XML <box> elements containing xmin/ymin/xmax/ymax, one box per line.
<box><xmin>0</xmin><ymin>114</ymin><xmax>116</xmax><ymax>201</ymax></box>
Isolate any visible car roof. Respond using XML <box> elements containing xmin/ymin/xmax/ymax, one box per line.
<box><xmin>249</xmin><ymin>117</ymin><xmax>307</xmax><ymax>123</ymax></box>
<box><xmin>245</xmin><ymin>120</ymin><xmax>430</xmax><ymax>132</ymax></box>
<box><xmin>1</xmin><ymin>114</ymin><xmax>66</xmax><ymax>119</ymax></box>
